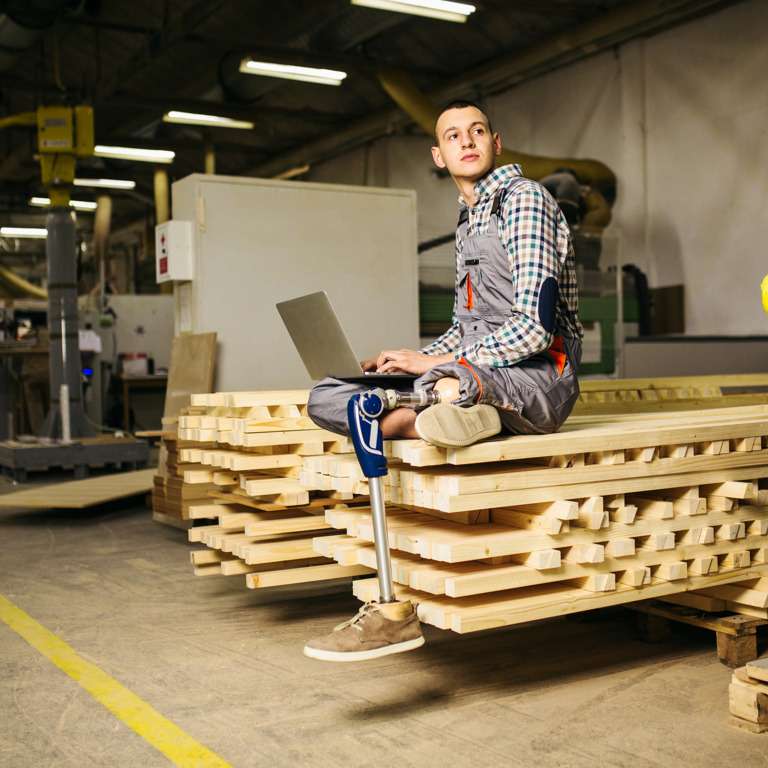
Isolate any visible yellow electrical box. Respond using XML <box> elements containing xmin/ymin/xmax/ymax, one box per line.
<box><xmin>37</xmin><ymin>106</ymin><xmax>73</xmax><ymax>154</ymax></box>
<box><xmin>74</xmin><ymin>105</ymin><xmax>94</xmax><ymax>158</ymax></box>
<box><xmin>35</xmin><ymin>105</ymin><xmax>94</xmax><ymax>204</ymax></box>
<box><xmin>36</xmin><ymin>105</ymin><xmax>94</xmax><ymax>157</ymax></box>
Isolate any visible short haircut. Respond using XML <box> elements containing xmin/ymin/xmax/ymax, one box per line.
<box><xmin>434</xmin><ymin>99</ymin><xmax>493</xmax><ymax>144</ymax></box>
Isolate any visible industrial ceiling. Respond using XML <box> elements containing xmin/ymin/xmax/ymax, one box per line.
<box><xmin>0</xmin><ymin>0</ymin><xmax>744</xmax><ymax>237</ymax></box>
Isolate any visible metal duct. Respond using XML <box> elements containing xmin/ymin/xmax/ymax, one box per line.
<box><xmin>377</xmin><ymin>67</ymin><xmax>617</xmax><ymax>192</ymax></box>
<box><xmin>0</xmin><ymin>0</ymin><xmax>72</xmax><ymax>72</ymax></box>
<box><xmin>0</xmin><ymin>262</ymin><xmax>47</xmax><ymax>299</ymax></box>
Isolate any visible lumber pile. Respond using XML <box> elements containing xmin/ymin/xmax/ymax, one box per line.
<box><xmin>575</xmin><ymin>373</ymin><xmax>768</xmax><ymax>414</ymax></box>
<box><xmin>151</xmin><ymin>431</ymin><xmax>226</xmax><ymax>524</ymax></box>
<box><xmin>301</xmin><ymin>401</ymin><xmax>768</xmax><ymax>633</ymax></box>
<box><xmin>168</xmin><ymin>378</ymin><xmax>768</xmax><ymax>635</ymax></box>
<box><xmin>730</xmin><ymin>658</ymin><xmax>768</xmax><ymax>733</ymax></box>
<box><xmin>163</xmin><ymin>390</ymin><xmax>377</xmax><ymax>587</ymax></box>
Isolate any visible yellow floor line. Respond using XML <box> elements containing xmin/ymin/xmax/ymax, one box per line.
<box><xmin>0</xmin><ymin>593</ymin><xmax>235</xmax><ymax>768</ymax></box>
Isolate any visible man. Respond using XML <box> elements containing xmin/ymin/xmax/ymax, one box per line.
<box><xmin>308</xmin><ymin>100</ymin><xmax>582</xmax><ymax>448</ymax></box>
<box><xmin>303</xmin><ymin>100</ymin><xmax>582</xmax><ymax>661</ymax></box>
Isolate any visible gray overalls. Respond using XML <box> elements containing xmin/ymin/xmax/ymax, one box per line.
<box><xmin>307</xmin><ymin>188</ymin><xmax>582</xmax><ymax>437</ymax></box>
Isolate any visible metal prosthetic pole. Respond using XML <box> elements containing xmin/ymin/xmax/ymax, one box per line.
<box><xmin>347</xmin><ymin>387</ymin><xmax>439</xmax><ymax>603</ymax></box>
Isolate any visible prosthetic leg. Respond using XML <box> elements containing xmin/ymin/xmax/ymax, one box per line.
<box><xmin>302</xmin><ymin>386</ymin><xmax>438</xmax><ymax>661</ymax></box>
<box><xmin>347</xmin><ymin>387</ymin><xmax>439</xmax><ymax>600</ymax></box>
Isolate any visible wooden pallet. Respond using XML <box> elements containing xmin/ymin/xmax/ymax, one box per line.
<box><xmin>729</xmin><ymin>658</ymin><xmax>768</xmax><ymax>733</ymax></box>
<box><xmin>627</xmin><ymin>599</ymin><xmax>767</xmax><ymax>667</ymax></box>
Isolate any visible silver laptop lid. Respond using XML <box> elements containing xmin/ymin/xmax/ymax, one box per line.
<box><xmin>276</xmin><ymin>291</ymin><xmax>364</xmax><ymax>380</ymax></box>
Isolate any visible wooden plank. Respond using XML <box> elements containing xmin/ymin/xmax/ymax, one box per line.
<box><xmin>190</xmin><ymin>549</ymin><xmax>237</xmax><ymax>565</ymax></box>
<box><xmin>697</xmin><ymin>584</ymin><xmax>768</xmax><ymax>609</ymax></box>
<box><xmin>445</xmin><ymin>409</ymin><xmax>768</xmax><ymax>466</ymax></box>
<box><xmin>246</xmin><ymin>563</ymin><xmax>373</xmax><ymax>589</ymax></box>
<box><xmin>745</xmin><ymin>658</ymin><xmax>768</xmax><ymax>685</ymax></box>
<box><xmin>578</xmin><ymin>373</ymin><xmax>768</xmax><ymax>393</ymax></box>
<box><xmin>422</xmin><ymin>449</ymin><xmax>768</xmax><ymax>498</ymax></box>
<box><xmin>243</xmin><ymin>516</ymin><xmax>332</xmax><ymax>536</ymax></box>
<box><xmin>432</xmin><ymin>464</ymin><xmax>768</xmax><ymax>513</ymax></box>
<box><xmin>239</xmin><ymin>537</ymin><xmax>322</xmax><ymax>565</ymax></box>
<box><xmin>729</xmin><ymin>678</ymin><xmax>768</xmax><ymax>724</ymax></box>
<box><xmin>0</xmin><ymin>468</ymin><xmax>155</xmax><ymax>508</ymax></box>
<box><xmin>165</xmin><ymin>332</ymin><xmax>217</xmax><ymax>419</ymax></box>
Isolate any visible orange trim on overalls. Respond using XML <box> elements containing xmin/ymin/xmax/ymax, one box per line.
<box><xmin>548</xmin><ymin>335</ymin><xmax>566</xmax><ymax>375</ymax></box>
<box><xmin>458</xmin><ymin>356</ymin><xmax>482</xmax><ymax>402</ymax></box>
<box><xmin>463</xmin><ymin>273</ymin><xmax>473</xmax><ymax>309</ymax></box>
<box><xmin>458</xmin><ymin>355</ymin><xmax>517</xmax><ymax>412</ymax></box>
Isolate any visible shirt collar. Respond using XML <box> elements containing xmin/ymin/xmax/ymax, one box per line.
<box><xmin>459</xmin><ymin>164</ymin><xmax>523</xmax><ymax>208</ymax></box>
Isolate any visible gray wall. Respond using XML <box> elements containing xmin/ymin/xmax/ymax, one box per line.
<box><xmin>307</xmin><ymin>0</ymin><xmax>768</xmax><ymax>339</ymax></box>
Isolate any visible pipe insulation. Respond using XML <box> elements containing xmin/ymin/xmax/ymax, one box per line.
<box><xmin>0</xmin><ymin>0</ymin><xmax>73</xmax><ymax>72</ymax></box>
<box><xmin>377</xmin><ymin>67</ymin><xmax>617</xmax><ymax>191</ymax></box>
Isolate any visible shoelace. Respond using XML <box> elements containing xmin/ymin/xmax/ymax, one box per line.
<box><xmin>332</xmin><ymin>602</ymin><xmax>379</xmax><ymax>633</ymax></box>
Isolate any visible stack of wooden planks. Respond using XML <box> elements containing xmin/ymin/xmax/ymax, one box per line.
<box><xmin>302</xmin><ymin>399</ymin><xmax>768</xmax><ymax>633</ymax></box>
<box><xmin>171</xmin><ymin>377</ymin><xmax>768</xmax><ymax>635</ymax></box>
<box><xmin>161</xmin><ymin>390</ymin><xmax>377</xmax><ymax>587</ymax></box>
<box><xmin>730</xmin><ymin>658</ymin><xmax>768</xmax><ymax>733</ymax></box>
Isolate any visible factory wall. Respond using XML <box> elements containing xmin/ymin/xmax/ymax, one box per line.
<box><xmin>308</xmin><ymin>0</ymin><xmax>768</xmax><ymax>337</ymax></box>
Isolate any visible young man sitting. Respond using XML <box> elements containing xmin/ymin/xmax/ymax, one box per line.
<box><xmin>303</xmin><ymin>100</ymin><xmax>583</xmax><ymax>661</ymax></box>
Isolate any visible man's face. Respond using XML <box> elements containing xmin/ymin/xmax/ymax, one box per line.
<box><xmin>431</xmin><ymin>106</ymin><xmax>501</xmax><ymax>184</ymax></box>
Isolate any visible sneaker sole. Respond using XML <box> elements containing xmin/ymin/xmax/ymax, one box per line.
<box><xmin>415</xmin><ymin>404</ymin><xmax>501</xmax><ymax>448</ymax></box>
<box><xmin>303</xmin><ymin>635</ymin><xmax>425</xmax><ymax>662</ymax></box>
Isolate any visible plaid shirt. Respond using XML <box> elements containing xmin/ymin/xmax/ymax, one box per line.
<box><xmin>422</xmin><ymin>164</ymin><xmax>582</xmax><ymax>367</ymax></box>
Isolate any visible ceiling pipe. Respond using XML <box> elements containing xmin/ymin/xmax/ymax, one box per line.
<box><xmin>0</xmin><ymin>262</ymin><xmax>47</xmax><ymax>299</ymax></box>
<box><xmin>377</xmin><ymin>67</ymin><xmax>616</xmax><ymax>190</ymax></box>
<box><xmin>0</xmin><ymin>0</ymin><xmax>73</xmax><ymax>72</ymax></box>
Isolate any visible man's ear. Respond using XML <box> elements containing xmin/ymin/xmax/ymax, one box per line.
<box><xmin>493</xmin><ymin>133</ymin><xmax>502</xmax><ymax>156</ymax></box>
<box><xmin>431</xmin><ymin>145</ymin><xmax>446</xmax><ymax>168</ymax></box>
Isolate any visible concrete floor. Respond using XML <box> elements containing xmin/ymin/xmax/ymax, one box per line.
<box><xmin>1</xmin><ymin>482</ymin><xmax>767</xmax><ymax>768</ymax></box>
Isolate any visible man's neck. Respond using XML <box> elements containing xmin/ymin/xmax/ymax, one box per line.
<box><xmin>457</xmin><ymin>177</ymin><xmax>477</xmax><ymax>205</ymax></box>
<box><xmin>456</xmin><ymin>165</ymin><xmax>496</xmax><ymax>206</ymax></box>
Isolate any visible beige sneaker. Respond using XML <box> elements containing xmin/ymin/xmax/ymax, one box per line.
<box><xmin>415</xmin><ymin>403</ymin><xmax>501</xmax><ymax>448</ymax></box>
<box><xmin>303</xmin><ymin>601</ymin><xmax>424</xmax><ymax>662</ymax></box>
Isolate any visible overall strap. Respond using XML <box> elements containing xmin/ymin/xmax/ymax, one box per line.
<box><xmin>488</xmin><ymin>189</ymin><xmax>506</xmax><ymax>236</ymax></box>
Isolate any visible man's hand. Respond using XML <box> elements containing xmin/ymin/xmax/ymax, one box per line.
<box><xmin>374</xmin><ymin>349</ymin><xmax>454</xmax><ymax>375</ymax></box>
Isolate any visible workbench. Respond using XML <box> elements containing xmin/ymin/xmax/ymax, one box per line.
<box><xmin>114</xmin><ymin>373</ymin><xmax>167</xmax><ymax>430</ymax></box>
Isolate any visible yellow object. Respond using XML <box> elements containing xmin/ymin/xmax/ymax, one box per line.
<box><xmin>761</xmin><ymin>274</ymin><xmax>768</xmax><ymax>316</ymax></box>
<box><xmin>36</xmin><ymin>105</ymin><xmax>74</xmax><ymax>154</ymax></box>
<box><xmin>73</xmin><ymin>105</ymin><xmax>95</xmax><ymax>157</ymax></box>
<box><xmin>0</xmin><ymin>111</ymin><xmax>36</xmax><ymax>131</ymax></box>
<box><xmin>36</xmin><ymin>106</ymin><xmax>95</xmax><ymax>202</ymax></box>
<box><xmin>0</xmin><ymin>593</ymin><xmax>235</xmax><ymax>768</ymax></box>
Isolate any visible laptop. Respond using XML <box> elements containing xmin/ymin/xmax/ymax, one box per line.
<box><xmin>276</xmin><ymin>291</ymin><xmax>417</xmax><ymax>385</ymax></box>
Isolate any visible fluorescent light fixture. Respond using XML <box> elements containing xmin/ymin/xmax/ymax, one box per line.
<box><xmin>163</xmin><ymin>110</ymin><xmax>254</xmax><ymax>130</ymax></box>
<box><xmin>94</xmin><ymin>145</ymin><xmax>175</xmax><ymax>163</ymax></box>
<box><xmin>30</xmin><ymin>196</ymin><xmax>98</xmax><ymax>212</ymax></box>
<box><xmin>0</xmin><ymin>227</ymin><xmax>47</xmax><ymax>238</ymax></box>
<box><xmin>239</xmin><ymin>58</ymin><xmax>347</xmax><ymax>86</ymax></box>
<box><xmin>74</xmin><ymin>178</ymin><xmax>136</xmax><ymax>190</ymax></box>
<box><xmin>351</xmin><ymin>0</ymin><xmax>475</xmax><ymax>23</ymax></box>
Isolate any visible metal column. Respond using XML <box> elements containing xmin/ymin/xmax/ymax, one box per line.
<box><xmin>39</xmin><ymin>207</ymin><xmax>94</xmax><ymax>439</ymax></box>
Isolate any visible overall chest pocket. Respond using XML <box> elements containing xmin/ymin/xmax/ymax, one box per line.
<box><xmin>459</xmin><ymin>255</ymin><xmax>489</xmax><ymax>311</ymax></box>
